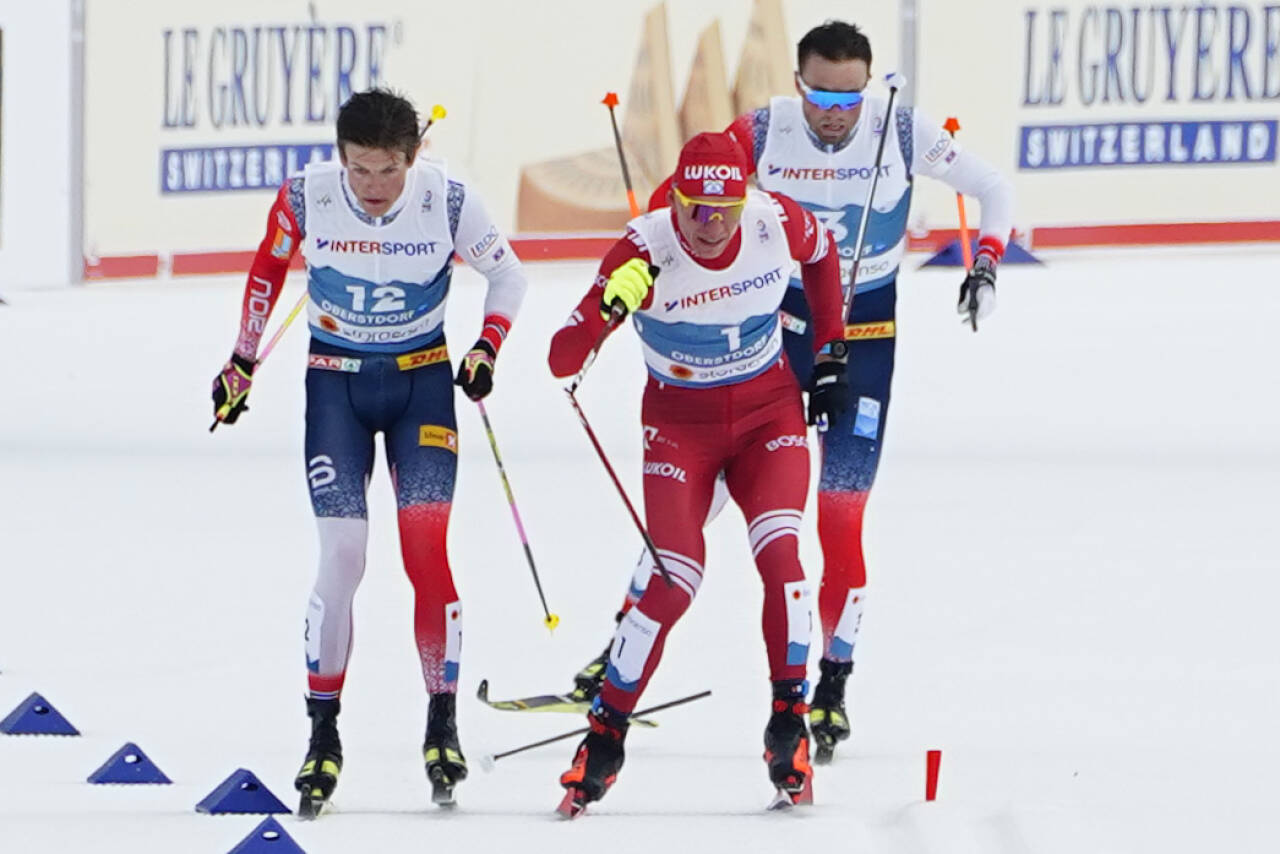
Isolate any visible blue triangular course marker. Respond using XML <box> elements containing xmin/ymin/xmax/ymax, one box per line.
<box><xmin>196</xmin><ymin>768</ymin><xmax>290</xmax><ymax>815</ymax></box>
<box><xmin>0</xmin><ymin>692</ymin><xmax>79</xmax><ymax>735</ymax></box>
<box><xmin>919</xmin><ymin>239</ymin><xmax>1044</xmax><ymax>267</ymax></box>
<box><xmin>227</xmin><ymin>817</ymin><xmax>307</xmax><ymax>853</ymax></box>
<box><xmin>88</xmin><ymin>742</ymin><xmax>172</xmax><ymax>784</ymax></box>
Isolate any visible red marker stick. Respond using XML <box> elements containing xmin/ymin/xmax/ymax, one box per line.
<box><xmin>926</xmin><ymin>749</ymin><xmax>942</xmax><ymax>801</ymax></box>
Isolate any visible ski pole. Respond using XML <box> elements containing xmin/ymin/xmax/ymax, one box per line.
<box><xmin>841</xmin><ymin>72</ymin><xmax>906</xmax><ymax>324</ymax></box>
<box><xmin>564</xmin><ymin>383</ymin><xmax>674</xmax><ymax>590</ymax></box>
<box><xmin>476</xmin><ymin>399</ymin><xmax>560</xmax><ymax>631</ymax></box>
<box><xmin>479</xmin><ymin>689</ymin><xmax>712</xmax><ymax>768</ymax></box>
<box><xmin>943</xmin><ymin>116</ymin><xmax>979</xmax><ymax>332</ymax></box>
<box><xmin>581</xmin><ymin>93</ymin><xmax>673</xmax><ymax>587</ymax></box>
<box><xmin>209</xmin><ymin>287</ymin><xmax>308</xmax><ymax>432</ymax></box>
<box><xmin>602</xmin><ymin>93</ymin><xmax>642</xmax><ymax>217</ymax></box>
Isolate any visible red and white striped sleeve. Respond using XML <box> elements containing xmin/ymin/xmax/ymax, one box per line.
<box><xmin>233</xmin><ymin>181</ymin><xmax>302</xmax><ymax>360</ymax></box>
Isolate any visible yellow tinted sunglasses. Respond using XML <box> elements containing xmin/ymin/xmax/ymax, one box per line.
<box><xmin>673</xmin><ymin>186</ymin><xmax>746</xmax><ymax>223</ymax></box>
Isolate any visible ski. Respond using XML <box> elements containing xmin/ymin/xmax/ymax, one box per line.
<box><xmin>766</xmin><ymin>776</ymin><xmax>814</xmax><ymax>811</ymax></box>
<box><xmin>297</xmin><ymin>788</ymin><xmax>331</xmax><ymax>820</ymax></box>
<box><xmin>428</xmin><ymin>766</ymin><xmax>457</xmax><ymax>808</ymax></box>
<box><xmin>813</xmin><ymin>735</ymin><xmax>836</xmax><ymax>765</ymax></box>
<box><xmin>476</xmin><ymin>679</ymin><xmax>657</xmax><ymax>727</ymax></box>
<box><xmin>556</xmin><ymin>787</ymin><xmax>589</xmax><ymax>819</ymax></box>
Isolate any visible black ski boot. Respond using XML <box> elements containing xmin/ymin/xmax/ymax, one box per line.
<box><xmin>809</xmin><ymin>658</ymin><xmax>853</xmax><ymax>764</ymax></box>
<box><xmin>571</xmin><ymin>610</ymin><xmax>625</xmax><ymax>702</ymax></box>
<box><xmin>764</xmin><ymin>681</ymin><xmax>813</xmax><ymax>809</ymax></box>
<box><xmin>570</xmin><ymin>643</ymin><xmax>611</xmax><ymax>702</ymax></box>
<box><xmin>557</xmin><ymin>702</ymin><xmax>629</xmax><ymax>818</ymax></box>
<box><xmin>423</xmin><ymin>693</ymin><xmax>467</xmax><ymax>806</ymax></box>
<box><xmin>295</xmin><ymin>697</ymin><xmax>343</xmax><ymax>819</ymax></box>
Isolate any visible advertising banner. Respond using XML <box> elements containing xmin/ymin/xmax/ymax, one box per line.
<box><xmin>81</xmin><ymin>0</ymin><xmax>1276</xmax><ymax>278</ymax></box>
<box><xmin>911</xmin><ymin>0</ymin><xmax>1280</xmax><ymax>246</ymax></box>
<box><xmin>82</xmin><ymin>0</ymin><xmax>900</xmax><ymax>276</ymax></box>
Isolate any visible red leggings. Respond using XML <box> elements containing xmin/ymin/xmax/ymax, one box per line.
<box><xmin>600</xmin><ymin>365</ymin><xmax>815</xmax><ymax>714</ymax></box>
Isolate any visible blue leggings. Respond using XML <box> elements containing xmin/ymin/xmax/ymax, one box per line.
<box><xmin>301</xmin><ymin>336</ymin><xmax>464</xmax><ymax>697</ymax></box>
<box><xmin>781</xmin><ymin>282</ymin><xmax>896</xmax><ymax>663</ymax></box>
<box><xmin>780</xmin><ymin>283</ymin><xmax>897</xmax><ymax>493</ymax></box>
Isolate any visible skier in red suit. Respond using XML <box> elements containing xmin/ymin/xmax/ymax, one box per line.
<box><xmin>548</xmin><ymin>132</ymin><xmax>848</xmax><ymax>814</ymax></box>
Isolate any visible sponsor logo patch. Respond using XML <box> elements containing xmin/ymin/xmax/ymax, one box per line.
<box><xmin>669</xmin><ymin>364</ymin><xmax>694</xmax><ymax>380</ymax></box>
<box><xmin>307</xmin><ymin>354</ymin><xmax>362</xmax><ymax>372</ymax></box>
<box><xmin>665</xmin><ymin>266</ymin><xmax>785</xmax><ymax>311</ymax></box>
<box><xmin>643</xmin><ymin>461</ymin><xmax>688</xmax><ymax>482</ymax></box>
<box><xmin>764</xmin><ymin>164</ymin><xmax>892</xmax><ymax>181</ymax></box>
<box><xmin>307</xmin><ymin>455</ymin><xmax>336</xmax><ymax>490</ymax></box>
<box><xmin>468</xmin><ymin>226</ymin><xmax>500</xmax><ymax>259</ymax></box>
<box><xmin>765</xmin><ymin>434</ymin><xmax>808</xmax><ymax>452</ymax></box>
<box><xmin>844</xmin><ymin>320</ymin><xmax>896</xmax><ymax>340</ymax></box>
<box><xmin>779</xmin><ymin>310</ymin><xmax>808</xmax><ymax>334</ymax></box>
<box><xmin>270</xmin><ymin>228</ymin><xmax>294</xmax><ymax>260</ymax></box>
<box><xmin>853</xmin><ymin>397</ymin><xmax>881</xmax><ymax>440</ymax></box>
<box><xmin>395</xmin><ymin>345</ymin><xmax>450</xmax><ymax>371</ymax></box>
<box><xmin>319</xmin><ymin>315</ymin><xmax>340</xmax><ymax>333</ymax></box>
<box><xmin>683</xmin><ymin>164</ymin><xmax>742</xmax><ymax>180</ymax></box>
<box><xmin>419</xmin><ymin>425</ymin><xmax>459</xmax><ymax>452</ymax></box>
<box><xmin>315</xmin><ymin>238</ymin><xmax>438</xmax><ymax>256</ymax></box>
<box><xmin>923</xmin><ymin>133</ymin><xmax>954</xmax><ymax>165</ymax></box>
<box><xmin>702</xmin><ymin>178</ymin><xmax>725</xmax><ymax>195</ymax></box>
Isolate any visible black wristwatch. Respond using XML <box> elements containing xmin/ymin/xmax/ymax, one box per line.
<box><xmin>820</xmin><ymin>340</ymin><xmax>849</xmax><ymax>360</ymax></box>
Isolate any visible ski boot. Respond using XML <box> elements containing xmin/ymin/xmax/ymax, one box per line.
<box><xmin>295</xmin><ymin>697</ymin><xmax>343</xmax><ymax>819</ymax></box>
<box><xmin>764</xmin><ymin>681</ymin><xmax>813</xmax><ymax>809</ymax></box>
<box><xmin>423</xmin><ymin>693</ymin><xmax>468</xmax><ymax>807</ymax></box>
<box><xmin>570</xmin><ymin>643</ymin><xmax>611</xmax><ymax>702</ymax></box>
<box><xmin>557</xmin><ymin>701</ymin><xmax>629</xmax><ymax>818</ymax></box>
<box><xmin>809</xmin><ymin>658</ymin><xmax>853</xmax><ymax>765</ymax></box>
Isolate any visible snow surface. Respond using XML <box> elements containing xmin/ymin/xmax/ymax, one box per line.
<box><xmin>1</xmin><ymin>246</ymin><xmax>1278</xmax><ymax>853</ymax></box>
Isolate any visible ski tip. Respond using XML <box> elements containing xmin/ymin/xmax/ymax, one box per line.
<box><xmin>430</xmin><ymin>775</ymin><xmax>457</xmax><ymax>807</ymax></box>
<box><xmin>556</xmin><ymin>788</ymin><xmax>588</xmax><ymax>820</ymax></box>
<box><xmin>767</xmin><ymin>790</ymin><xmax>794</xmax><ymax>811</ymax></box>
<box><xmin>297</xmin><ymin>793</ymin><xmax>326</xmax><ymax>820</ymax></box>
<box><xmin>476</xmin><ymin>679</ymin><xmax>490</xmax><ymax>702</ymax></box>
<box><xmin>767</xmin><ymin>777</ymin><xmax>814</xmax><ymax>811</ymax></box>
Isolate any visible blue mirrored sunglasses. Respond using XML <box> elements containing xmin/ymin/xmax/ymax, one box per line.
<box><xmin>797</xmin><ymin>78</ymin><xmax>864</xmax><ymax>111</ymax></box>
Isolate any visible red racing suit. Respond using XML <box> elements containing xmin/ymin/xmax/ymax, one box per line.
<box><xmin>549</xmin><ymin>189</ymin><xmax>843</xmax><ymax>712</ymax></box>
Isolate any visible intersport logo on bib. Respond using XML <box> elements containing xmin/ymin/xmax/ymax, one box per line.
<box><xmin>315</xmin><ymin>238</ymin><xmax>439</xmax><ymax>256</ymax></box>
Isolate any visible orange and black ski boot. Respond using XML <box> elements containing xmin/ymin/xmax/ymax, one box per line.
<box><xmin>764</xmin><ymin>681</ymin><xmax>814</xmax><ymax>809</ymax></box>
<box><xmin>557</xmin><ymin>702</ymin><xmax>629</xmax><ymax>818</ymax></box>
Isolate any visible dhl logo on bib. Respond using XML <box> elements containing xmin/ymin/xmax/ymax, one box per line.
<box><xmin>844</xmin><ymin>321</ymin><xmax>896</xmax><ymax>341</ymax></box>
<box><xmin>419</xmin><ymin>425</ymin><xmax>458</xmax><ymax>452</ymax></box>
<box><xmin>396</xmin><ymin>345</ymin><xmax>449</xmax><ymax>371</ymax></box>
